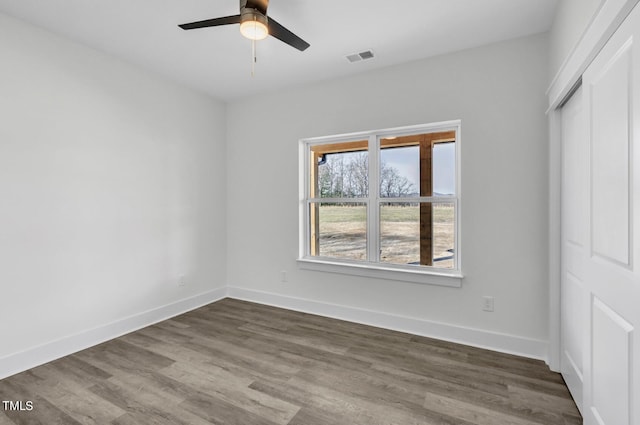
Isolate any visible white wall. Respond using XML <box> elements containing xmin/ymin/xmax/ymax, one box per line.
<box><xmin>0</xmin><ymin>13</ymin><xmax>227</xmax><ymax>368</ymax></box>
<box><xmin>549</xmin><ymin>0</ymin><xmax>602</xmax><ymax>79</ymax></box>
<box><xmin>226</xmin><ymin>34</ymin><xmax>550</xmax><ymax>358</ymax></box>
<box><xmin>0</xmin><ymin>10</ymin><xmax>551</xmax><ymax>372</ymax></box>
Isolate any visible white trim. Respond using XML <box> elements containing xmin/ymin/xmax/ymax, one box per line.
<box><xmin>297</xmin><ymin>258</ymin><xmax>463</xmax><ymax>287</ymax></box>
<box><xmin>453</xmin><ymin>124</ymin><xmax>462</xmax><ymax>271</ymax></box>
<box><xmin>227</xmin><ymin>286</ymin><xmax>549</xmax><ymax>361</ymax></box>
<box><xmin>308</xmin><ymin>196</ymin><xmax>457</xmax><ymax>204</ymax></box>
<box><xmin>547</xmin><ymin>0</ymin><xmax>639</xmax><ymax>110</ymax></box>
<box><xmin>548</xmin><ymin>109</ymin><xmax>563</xmax><ymax>372</ymax></box>
<box><xmin>300</xmin><ymin>120</ymin><xmax>462</xmax><ymax>146</ymax></box>
<box><xmin>368</xmin><ymin>134</ymin><xmax>380</xmax><ymax>263</ymax></box>
<box><xmin>298</xmin><ymin>141</ymin><xmax>308</xmax><ymax>259</ymax></box>
<box><xmin>298</xmin><ymin>120</ymin><xmax>462</xmax><ymax>280</ymax></box>
<box><xmin>0</xmin><ymin>287</ymin><xmax>227</xmax><ymax>380</ymax></box>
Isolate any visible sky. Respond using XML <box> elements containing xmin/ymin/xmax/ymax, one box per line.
<box><xmin>381</xmin><ymin>143</ymin><xmax>456</xmax><ymax>195</ymax></box>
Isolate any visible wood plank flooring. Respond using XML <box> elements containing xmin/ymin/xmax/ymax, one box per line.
<box><xmin>0</xmin><ymin>298</ymin><xmax>582</xmax><ymax>424</ymax></box>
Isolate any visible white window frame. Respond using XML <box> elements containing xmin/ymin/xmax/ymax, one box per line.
<box><xmin>297</xmin><ymin>120</ymin><xmax>463</xmax><ymax>287</ymax></box>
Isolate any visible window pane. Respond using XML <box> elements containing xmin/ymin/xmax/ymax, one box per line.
<box><xmin>433</xmin><ymin>142</ymin><xmax>456</xmax><ymax>196</ymax></box>
<box><xmin>309</xmin><ymin>203</ymin><xmax>367</xmax><ymax>260</ymax></box>
<box><xmin>310</xmin><ymin>141</ymin><xmax>368</xmax><ymax>198</ymax></box>
<box><xmin>380</xmin><ymin>203</ymin><xmax>420</xmax><ymax>264</ymax></box>
<box><xmin>380</xmin><ymin>134</ymin><xmax>456</xmax><ymax>198</ymax></box>
<box><xmin>380</xmin><ymin>202</ymin><xmax>455</xmax><ymax>269</ymax></box>
<box><xmin>433</xmin><ymin>203</ymin><xmax>455</xmax><ymax>269</ymax></box>
<box><xmin>379</xmin><ymin>145</ymin><xmax>419</xmax><ymax>198</ymax></box>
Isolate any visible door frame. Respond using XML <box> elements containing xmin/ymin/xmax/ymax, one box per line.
<box><xmin>547</xmin><ymin>0</ymin><xmax>640</xmax><ymax>372</ymax></box>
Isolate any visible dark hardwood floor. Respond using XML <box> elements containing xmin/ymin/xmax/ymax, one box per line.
<box><xmin>0</xmin><ymin>298</ymin><xmax>581</xmax><ymax>424</ymax></box>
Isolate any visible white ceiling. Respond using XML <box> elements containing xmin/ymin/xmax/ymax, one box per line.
<box><xmin>0</xmin><ymin>0</ymin><xmax>559</xmax><ymax>101</ymax></box>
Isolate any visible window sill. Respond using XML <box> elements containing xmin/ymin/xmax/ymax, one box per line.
<box><xmin>296</xmin><ymin>258</ymin><xmax>463</xmax><ymax>287</ymax></box>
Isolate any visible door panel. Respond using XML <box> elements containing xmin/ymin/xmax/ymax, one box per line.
<box><xmin>591</xmin><ymin>296</ymin><xmax>633</xmax><ymax>425</ymax></box>
<box><xmin>561</xmin><ymin>271</ymin><xmax>584</xmax><ymax>406</ymax></box>
<box><xmin>580</xmin><ymin>4</ymin><xmax>640</xmax><ymax>424</ymax></box>
<box><xmin>590</xmin><ymin>42</ymin><xmax>631</xmax><ymax>266</ymax></box>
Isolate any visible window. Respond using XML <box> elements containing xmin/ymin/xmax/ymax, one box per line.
<box><xmin>298</xmin><ymin>121</ymin><xmax>462</xmax><ymax>286</ymax></box>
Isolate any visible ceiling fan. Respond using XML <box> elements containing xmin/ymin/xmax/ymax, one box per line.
<box><xmin>178</xmin><ymin>0</ymin><xmax>310</xmax><ymax>51</ymax></box>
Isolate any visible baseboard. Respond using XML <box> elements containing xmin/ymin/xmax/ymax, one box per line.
<box><xmin>227</xmin><ymin>286</ymin><xmax>549</xmax><ymax>362</ymax></box>
<box><xmin>0</xmin><ymin>287</ymin><xmax>227</xmax><ymax>380</ymax></box>
<box><xmin>1</xmin><ymin>285</ymin><xmax>549</xmax><ymax>381</ymax></box>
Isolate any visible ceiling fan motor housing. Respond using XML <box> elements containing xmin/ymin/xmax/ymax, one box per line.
<box><xmin>241</xmin><ymin>9</ymin><xmax>268</xmax><ymax>26</ymax></box>
<box><xmin>240</xmin><ymin>0</ymin><xmax>269</xmax><ymax>15</ymax></box>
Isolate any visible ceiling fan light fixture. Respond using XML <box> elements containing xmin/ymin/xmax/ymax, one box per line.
<box><xmin>179</xmin><ymin>0</ymin><xmax>310</xmax><ymax>51</ymax></box>
<box><xmin>240</xmin><ymin>12</ymin><xmax>268</xmax><ymax>40</ymax></box>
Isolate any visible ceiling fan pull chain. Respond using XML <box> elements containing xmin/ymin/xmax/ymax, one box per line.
<box><xmin>251</xmin><ymin>38</ymin><xmax>256</xmax><ymax>77</ymax></box>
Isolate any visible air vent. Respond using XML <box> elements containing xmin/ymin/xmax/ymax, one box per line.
<box><xmin>346</xmin><ymin>50</ymin><xmax>375</xmax><ymax>63</ymax></box>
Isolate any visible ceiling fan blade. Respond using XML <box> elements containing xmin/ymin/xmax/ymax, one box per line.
<box><xmin>267</xmin><ymin>17</ymin><xmax>310</xmax><ymax>51</ymax></box>
<box><xmin>245</xmin><ymin>0</ymin><xmax>269</xmax><ymax>15</ymax></box>
<box><xmin>179</xmin><ymin>15</ymin><xmax>242</xmax><ymax>30</ymax></box>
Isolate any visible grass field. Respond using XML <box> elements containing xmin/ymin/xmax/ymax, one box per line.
<box><xmin>316</xmin><ymin>204</ymin><xmax>454</xmax><ymax>268</ymax></box>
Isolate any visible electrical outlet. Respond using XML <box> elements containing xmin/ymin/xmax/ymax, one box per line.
<box><xmin>281</xmin><ymin>270</ymin><xmax>288</xmax><ymax>283</ymax></box>
<box><xmin>482</xmin><ymin>296</ymin><xmax>494</xmax><ymax>312</ymax></box>
<box><xmin>178</xmin><ymin>275</ymin><xmax>186</xmax><ymax>287</ymax></box>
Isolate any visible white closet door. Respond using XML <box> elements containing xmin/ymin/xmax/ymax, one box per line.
<box><xmin>560</xmin><ymin>84</ymin><xmax>587</xmax><ymax>414</ymax></box>
<box><xmin>580</xmin><ymin>4</ymin><xmax>640</xmax><ymax>425</ymax></box>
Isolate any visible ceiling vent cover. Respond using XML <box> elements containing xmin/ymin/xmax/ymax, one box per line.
<box><xmin>346</xmin><ymin>50</ymin><xmax>375</xmax><ymax>63</ymax></box>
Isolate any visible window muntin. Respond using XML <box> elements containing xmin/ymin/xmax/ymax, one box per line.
<box><xmin>301</xmin><ymin>122</ymin><xmax>460</xmax><ymax>278</ymax></box>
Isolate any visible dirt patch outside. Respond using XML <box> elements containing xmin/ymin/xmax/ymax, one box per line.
<box><xmin>316</xmin><ymin>204</ymin><xmax>454</xmax><ymax>269</ymax></box>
